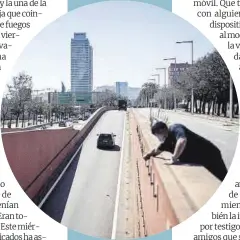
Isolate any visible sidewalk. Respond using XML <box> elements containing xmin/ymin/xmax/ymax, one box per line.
<box><xmin>152</xmin><ymin>108</ymin><xmax>239</xmax><ymax>126</ymax></box>
<box><xmin>132</xmin><ymin>109</ymin><xmax>221</xmax><ymax>223</ymax></box>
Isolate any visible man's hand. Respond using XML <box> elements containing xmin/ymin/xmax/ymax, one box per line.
<box><xmin>169</xmin><ymin>155</ymin><xmax>178</xmax><ymax>164</ymax></box>
<box><xmin>143</xmin><ymin>147</ymin><xmax>162</xmax><ymax>161</ymax></box>
<box><xmin>143</xmin><ymin>153</ymin><xmax>151</xmax><ymax>161</ymax></box>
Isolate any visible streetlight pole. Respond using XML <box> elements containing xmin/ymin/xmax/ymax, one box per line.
<box><xmin>163</xmin><ymin>58</ymin><xmax>177</xmax><ymax>112</ymax></box>
<box><xmin>156</xmin><ymin>67</ymin><xmax>167</xmax><ymax>109</ymax></box>
<box><xmin>174</xmin><ymin>58</ymin><xmax>177</xmax><ymax>112</ymax></box>
<box><xmin>176</xmin><ymin>40</ymin><xmax>194</xmax><ymax>114</ymax></box>
<box><xmin>152</xmin><ymin>74</ymin><xmax>160</xmax><ymax>109</ymax></box>
<box><xmin>148</xmin><ymin>78</ymin><xmax>156</xmax><ymax>119</ymax></box>
<box><xmin>152</xmin><ymin>74</ymin><xmax>160</xmax><ymax>86</ymax></box>
<box><xmin>230</xmin><ymin>75</ymin><xmax>233</xmax><ymax>121</ymax></box>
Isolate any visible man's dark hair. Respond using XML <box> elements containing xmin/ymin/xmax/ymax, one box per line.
<box><xmin>151</xmin><ymin>121</ymin><xmax>168</xmax><ymax>134</ymax></box>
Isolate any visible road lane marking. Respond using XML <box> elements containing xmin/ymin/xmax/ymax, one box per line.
<box><xmin>111</xmin><ymin>113</ymin><xmax>126</xmax><ymax>239</ymax></box>
<box><xmin>38</xmin><ymin>143</ymin><xmax>83</xmax><ymax>209</ymax></box>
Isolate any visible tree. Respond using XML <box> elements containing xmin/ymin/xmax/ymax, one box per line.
<box><xmin>137</xmin><ymin>82</ymin><xmax>159</xmax><ymax>107</ymax></box>
<box><xmin>7</xmin><ymin>72</ymin><xmax>33</xmax><ymax>127</ymax></box>
<box><xmin>25</xmin><ymin>100</ymin><xmax>34</xmax><ymax>126</ymax></box>
<box><xmin>1</xmin><ymin>95</ymin><xmax>12</xmax><ymax>128</ymax></box>
<box><xmin>175</xmin><ymin>50</ymin><xmax>237</xmax><ymax>116</ymax></box>
<box><xmin>136</xmin><ymin>49</ymin><xmax>238</xmax><ymax>118</ymax></box>
<box><xmin>95</xmin><ymin>90</ymin><xmax>119</xmax><ymax>107</ymax></box>
<box><xmin>52</xmin><ymin>105</ymin><xmax>61</xmax><ymax>121</ymax></box>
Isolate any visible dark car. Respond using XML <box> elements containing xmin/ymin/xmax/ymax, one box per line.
<box><xmin>97</xmin><ymin>133</ymin><xmax>116</xmax><ymax>149</ymax></box>
<box><xmin>59</xmin><ymin>121</ymin><xmax>66</xmax><ymax>127</ymax></box>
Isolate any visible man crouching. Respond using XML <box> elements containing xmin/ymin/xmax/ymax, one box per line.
<box><xmin>143</xmin><ymin>121</ymin><xmax>227</xmax><ymax>181</ymax></box>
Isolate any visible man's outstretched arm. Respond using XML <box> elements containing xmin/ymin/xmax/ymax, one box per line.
<box><xmin>143</xmin><ymin>146</ymin><xmax>162</xmax><ymax>160</ymax></box>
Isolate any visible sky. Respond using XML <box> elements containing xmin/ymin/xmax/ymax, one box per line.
<box><xmin>11</xmin><ymin>1</ymin><xmax>214</xmax><ymax>91</ymax></box>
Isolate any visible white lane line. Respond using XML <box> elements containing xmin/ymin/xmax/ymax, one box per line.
<box><xmin>111</xmin><ymin>113</ymin><xmax>126</xmax><ymax>239</ymax></box>
<box><xmin>38</xmin><ymin>143</ymin><xmax>83</xmax><ymax>209</ymax></box>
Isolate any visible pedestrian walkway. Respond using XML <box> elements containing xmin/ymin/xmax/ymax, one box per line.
<box><xmin>131</xmin><ymin>109</ymin><xmax>221</xmax><ymax>223</ymax></box>
<box><xmin>156</xmin><ymin>109</ymin><xmax>239</xmax><ymax>126</ymax></box>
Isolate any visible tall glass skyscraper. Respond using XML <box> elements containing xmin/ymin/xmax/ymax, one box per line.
<box><xmin>116</xmin><ymin>82</ymin><xmax>128</xmax><ymax>98</ymax></box>
<box><xmin>71</xmin><ymin>33</ymin><xmax>93</xmax><ymax>93</ymax></box>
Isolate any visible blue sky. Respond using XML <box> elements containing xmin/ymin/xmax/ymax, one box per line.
<box><xmin>11</xmin><ymin>1</ymin><xmax>214</xmax><ymax>90</ymax></box>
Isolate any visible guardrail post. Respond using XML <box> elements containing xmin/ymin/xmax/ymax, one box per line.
<box><xmin>151</xmin><ymin>172</ymin><xmax>154</xmax><ymax>185</ymax></box>
<box><xmin>148</xmin><ymin>166</ymin><xmax>152</xmax><ymax>176</ymax></box>
<box><xmin>145</xmin><ymin>160</ymin><xmax>148</xmax><ymax>167</ymax></box>
<box><xmin>156</xmin><ymin>185</ymin><xmax>159</xmax><ymax>212</ymax></box>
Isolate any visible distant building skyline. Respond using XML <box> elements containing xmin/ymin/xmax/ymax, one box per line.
<box><xmin>71</xmin><ymin>33</ymin><xmax>93</xmax><ymax>93</ymax></box>
<box><xmin>93</xmin><ymin>84</ymin><xmax>141</xmax><ymax>100</ymax></box>
<box><xmin>11</xmin><ymin>2</ymin><xmax>214</xmax><ymax>92</ymax></box>
<box><xmin>94</xmin><ymin>85</ymin><xmax>115</xmax><ymax>92</ymax></box>
<box><xmin>32</xmin><ymin>90</ymin><xmax>58</xmax><ymax>105</ymax></box>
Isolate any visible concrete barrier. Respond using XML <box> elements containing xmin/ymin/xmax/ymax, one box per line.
<box><xmin>130</xmin><ymin>110</ymin><xmax>178</xmax><ymax>237</ymax></box>
<box><xmin>1</xmin><ymin>128</ymin><xmax>25</xmax><ymax>133</ymax></box>
<box><xmin>131</xmin><ymin>109</ymin><xmax>221</xmax><ymax>235</ymax></box>
<box><xmin>2</xmin><ymin>107</ymin><xmax>114</xmax><ymax>203</ymax></box>
<box><xmin>1</xmin><ymin>121</ymin><xmax>59</xmax><ymax>133</ymax></box>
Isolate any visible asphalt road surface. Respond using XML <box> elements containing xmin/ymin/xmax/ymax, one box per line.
<box><xmin>137</xmin><ymin>108</ymin><xmax>239</xmax><ymax>169</ymax></box>
<box><xmin>61</xmin><ymin>110</ymin><xmax>126</xmax><ymax>238</ymax></box>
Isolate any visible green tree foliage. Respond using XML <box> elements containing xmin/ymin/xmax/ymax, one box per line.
<box><xmin>7</xmin><ymin>72</ymin><xmax>33</xmax><ymax>127</ymax></box>
<box><xmin>136</xmin><ymin>82</ymin><xmax>159</xmax><ymax>107</ymax></box>
<box><xmin>136</xmin><ymin>50</ymin><xmax>238</xmax><ymax>118</ymax></box>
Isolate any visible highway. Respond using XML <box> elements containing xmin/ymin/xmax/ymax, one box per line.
<box><xmin>34</xmin><ymin>120</ymin><xmax>85</xmax><ymax>130</ymax></box>
<box><xmin>5</xmin><ymin>107</ymin><xmax>233</xmax><ymax>237</ymax></box>
<box><xmin>59</xmin><ymin>110</ymin><xmax>126</xmax><ymax>238</ymax></box>
<box><xmin>137</xmin><ymin>108</ymin><xmax>239</xmax><ymax>169</ymax></box>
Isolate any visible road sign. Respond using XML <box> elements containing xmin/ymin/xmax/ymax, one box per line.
<box><xmin>74</xmin><ymin>92</ymin><xmax>92</xmax><ymax>105</ymax></box>
<box><xmin>54</xmin><ymin>92</ymin><xmax>93</xmax><ymax>105</ymax></box>
<box><xmin>58</xmin><ymin>92</ymin><xmax>73</xmax><ymax>105</ymax></box>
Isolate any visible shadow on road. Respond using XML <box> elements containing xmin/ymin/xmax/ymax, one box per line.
<box><xmin>98</xmin><ymin>145</ymin><xmax>121</xmax><ymax>152</ymax></box>
<box><xmin>40</xmin><ymin>149</ymin><xmax>82</xmax><ymax>223</ymax></box>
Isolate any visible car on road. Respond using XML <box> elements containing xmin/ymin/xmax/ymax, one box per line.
<box><xmin>97</xmin><ymin>133</ymin><xmax>116</xmax><ymax>149</ymax></box>
<box><xmin>59</xmin><ymin>121</ymin><xmax>67</xmax><ymax>127</ymax></box>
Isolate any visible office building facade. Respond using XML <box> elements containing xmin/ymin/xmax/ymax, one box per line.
<box><xmin>71</xmin><ymin>33</ymin><xmax>93</xmax><ymax>93</ymax></box>
<box><xmin>168</xmin><ymin>62</ymin><xmax>190</xmax><ymax>86</ymax></box>
<box><xmin>116</xmin><ymin>82</ymin><xmax>128</xmax><ymax>98</ymax></box>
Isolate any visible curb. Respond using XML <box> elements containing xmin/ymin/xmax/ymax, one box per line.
<box><xmin>162</xmin><ymin>109</ymin><xmax>240</xmax><ymax>126</ymax></box>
